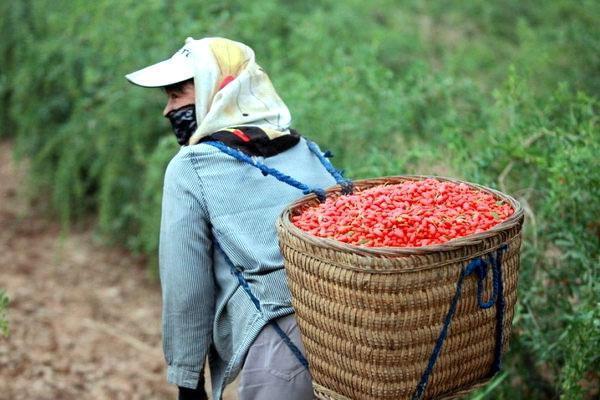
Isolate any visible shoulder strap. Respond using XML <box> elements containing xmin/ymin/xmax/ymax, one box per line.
<box><xmin>203</xmin><ymin>138</ymin><xmax>353</xmax><ymax>202</ymax></box>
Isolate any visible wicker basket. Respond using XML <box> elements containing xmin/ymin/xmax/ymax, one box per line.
<box><xmin>276</xmin><ymin>176</ymin><xmax>524</xmax><ymax>400</ymax></box>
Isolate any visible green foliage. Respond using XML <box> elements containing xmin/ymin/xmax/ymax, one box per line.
<box><xmin>558</xmin><ymin>304</ymin><xmax>600</xmax><ymax>399</ymax></box>
<box><xmin>0</xmin><ymin>290</ymin><xmax>9</xmax><ymax>337</ymax></box>
<box><xmin>1</xmin><ymin>0</ymin><xmax>598</xmax><ymax>397</ymax></box>
<box><xmin>462</xmin><ymin>73</ymin><xmax>600</xmax><ymax>400</ymax></box>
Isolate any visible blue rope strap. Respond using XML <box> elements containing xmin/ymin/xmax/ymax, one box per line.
<box><xmin>269</xmin><ymin>319</ymin><xmax>310</xmax><ymax>369</ymax></box>
<box><xmin>213</xmin><ymin>240</ymin><xmax>310</xmax><ymax>370</ymax></box>
<box><xmin>412</xmin><ymin>244</ymin><xmax>509</xmax><ymax>400</ymax></box>
<box><xmin>305</xmin><ymin>139</ymin><xmax>354</xmax><ymax>195</ymax></box>
<box><xmin>204</xmin><ymin>140</ymin><xmax>328</xmax><ymax>202</ymax></box>
<box><xmin>490</xmin><ymin>247</ymin><xmax>507</xmax><ymax>374</ymax></box>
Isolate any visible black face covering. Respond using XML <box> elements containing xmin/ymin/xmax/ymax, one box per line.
<box><xmin>165</xmin><ymin>104</ymin><xmax>197</xmax><ymax>145</ymax></box>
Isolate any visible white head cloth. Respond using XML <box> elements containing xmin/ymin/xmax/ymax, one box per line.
<box><xmin>184</xmin><ymin>37</ymin><xmax>292</xmax><ymax>145</ymax></box>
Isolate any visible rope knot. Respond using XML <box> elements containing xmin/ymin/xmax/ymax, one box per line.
<box><xmin>340</xmin><ymin>180</ymin><xmax>354</xmax><ymax>195</ymax></box>
<box><xmin>303</xmin><ymin>188</ymin><xmax>327</xmax><ymax>202</ymax></box>
<box><xmin>465</xmin><ymin>257</ymin><xmax>486</xmax><ymax>277</ymax></box>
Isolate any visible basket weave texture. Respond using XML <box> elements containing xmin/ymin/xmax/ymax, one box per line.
<box><xmin>276</xmin><ymin>176</ymin><xmax>524</xmax><ymax>400</ymax></box>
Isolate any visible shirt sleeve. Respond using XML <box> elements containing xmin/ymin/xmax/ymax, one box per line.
<box><xmin>159</xmin><ymin>149</ymin><xmax>214</xmax><ymax>389</ymax></box>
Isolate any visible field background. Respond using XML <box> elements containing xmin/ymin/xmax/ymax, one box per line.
<box><xmin>0</xmin><ymin>0</ymin><xmax>598</xmax><ymax>399</ymax></box>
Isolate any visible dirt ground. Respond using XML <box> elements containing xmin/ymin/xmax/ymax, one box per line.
<box><xmin>0</xmin><ymin>141</ymin><xmax>236</xmax><ymax>400</ymax></box>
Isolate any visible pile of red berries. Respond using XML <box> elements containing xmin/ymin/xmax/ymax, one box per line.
<box><xmin>292</xmin><ymin>178</ymin><xmax>514</xmax><ymax>247</ymax></box>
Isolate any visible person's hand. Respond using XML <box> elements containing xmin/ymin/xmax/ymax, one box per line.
<box><xmin>178</xmin><ymin>372</ymin><xmax>207</xmax><ymax>400</ymax></box>
<box><xmin>178</xmin><ymin>386</ymin><xmax>207</xmax><ymax>400</ymax></box>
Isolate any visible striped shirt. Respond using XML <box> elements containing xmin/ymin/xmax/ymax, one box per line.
<box><xmin>159</xmin><ymin>137</ymin><xmax>337</xmax><ymax>399</ymax></box>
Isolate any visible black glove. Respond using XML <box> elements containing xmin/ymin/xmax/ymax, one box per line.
<box><xmin>178</xmin><ymin>372</ymin><xmax>207</xmax><ymax>400</ymax></box>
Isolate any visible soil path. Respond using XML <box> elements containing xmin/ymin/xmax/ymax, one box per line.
<box><xmin>0</xmin><ymin>141</ymin><xmax>235</xmax><ymax>400</ymax></box>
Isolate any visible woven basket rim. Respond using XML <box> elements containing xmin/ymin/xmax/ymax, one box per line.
<box><xmin>278</xmin><ymin>175</ymin><xmax>524</xmax><ymax>259</ymax></box>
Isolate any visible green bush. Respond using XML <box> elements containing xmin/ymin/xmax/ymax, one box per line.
<box><xmin>1</xmin><ymin>0</ymin><xmax>598</xmax><ymax>397</ymax></box>
<box><xmin>0</xmin><ymin>290</ymin><xmax>8</xmax><ymax>337</ymax></box>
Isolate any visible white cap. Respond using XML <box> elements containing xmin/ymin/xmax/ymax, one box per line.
<box><xmin>125</xmin><ymin>37</ymin><xmax>195</xmax><ymax>87</ymax></box>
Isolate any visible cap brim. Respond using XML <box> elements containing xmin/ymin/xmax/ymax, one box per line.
<box><xmin>125</xmin><ymin>57</ymin><xmax>194</xmax><ymax>88</ymax></box>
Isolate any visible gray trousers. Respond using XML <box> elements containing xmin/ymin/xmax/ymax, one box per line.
<box><xmin>238</xmin><ymin>314</ymin><xmax>313</xmax><ymax>400</ymax></box>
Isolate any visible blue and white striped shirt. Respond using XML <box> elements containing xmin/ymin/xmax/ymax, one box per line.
<box><xmin>158</xmin><ymin>137</ymin><xmax>337</xmax><ymax>399</ymax></box>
